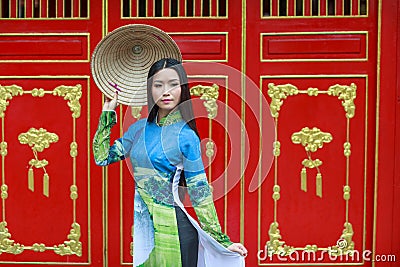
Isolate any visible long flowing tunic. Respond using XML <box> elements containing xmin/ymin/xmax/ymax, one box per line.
<box><xmin>93</xmin><ymin>111</ymin><xmax>245</xmax><ymax>267</ymax></box>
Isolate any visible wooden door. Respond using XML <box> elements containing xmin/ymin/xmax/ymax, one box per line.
<box><xmin>0</xmin><ymin>0</ymin><xmax>104</xmax><ymax>265</ymax></box>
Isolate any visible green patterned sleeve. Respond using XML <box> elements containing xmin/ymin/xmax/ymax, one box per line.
<box><xmin>186</xmin><ymin>174</ymin><xmax>233</xmax><ymax>248</ymax></box>
<box><xmin>180</xmin><ymin>129</ymin><xmax>233</xmax><ymax>248</ymax></box>
<box><xmin>93</xmin><ymin>111</ymin><xmax>126</xmax><ymax>166</ymax></box>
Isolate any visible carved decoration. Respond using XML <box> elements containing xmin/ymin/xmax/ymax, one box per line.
<box><xmin>265</xmin><ymin>222</ymin><xmax>294</xmax><ymax>256</ymax></box>
<box><xmin>291</xmin><ymin>127</ymin><xmax>332</xmax><ymax>197</ymax></box>
<box><xmin>327</xmin><ymin>83</ymin><xmax>357</xmax><ymax>119</ymax></box>
<box><xmin>0</xmin><ymin>142</ymin><xmax>7</xmax><ymax>156</ymax></box>
<box><xmin>53</xmin><ymin>85</ymin><xmax>82</xmax><ymax>118</ymax></box>
<box><xmin>190</xmin><ymin>84</ymin><xmax>219</xmax><ymax>119</ymax></box>
<box><xmin>0</xmin><ymin>84</ymin><xmax>83</xmax><ymax>256</ymax></box>
<box><xmin>131</xmin><ymin>106</ymin><xmax>142</xmax><ymax>119</ymax></box>
<box><xmin>291</xmin><ymin>127</ymin><xmax>332</xmax><ymax>152</ymax></box>
<box><xmin>330</xmin><ymin>222</ymin><xmax>355</xmax><ymax>256</ymax></box>
<box><xmin>31</xmin><ymin>88</ymin><xmax>45</xmax><ymax>97</ymax></box>
<box><xmin>1</xmin><ymin>185</ymin><xmax>8</xmax><ymax>200</ymax></box>
<box><xmin>0</xmin><ymin>85</ymin><xmax>23</xmax><ymax>118</ymax></box>
<box><xmin>54</xmin><ymin>223</ymin><xmax>82</xmax><ymax>256</ymax></box>
<box><xmin>267</xmin><ymin>83</ymin><xmax>298</xmax><ymax>118</ymax></box>
<box><xmin>264</xmin><ymin>82</ymin><xmax>357</xmax><ymax>258</ymax></box>
<box><xmin>18</xmin><ymin>128</ymin><xmax>58</xmax><ymax>196</ymax></box>
<box><xmin>0</xmin><ymin>222</ymin><xmax>24</xmax><ymax>254</ymax></box>
<box><xmin>205</xmin><ymin>141</ymin><xmax>215</xmax><ymax>157</ymax></box>
<box><xmin>70</xmin><ymin>142</ymin><xmax>78</xmax><ymax>157</ymax></box>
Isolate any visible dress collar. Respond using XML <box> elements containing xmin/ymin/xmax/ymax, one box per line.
<box><xmin>156</xmin><ymin>110</ymin><xmax>183</xmax><ymax>126</ymax></box>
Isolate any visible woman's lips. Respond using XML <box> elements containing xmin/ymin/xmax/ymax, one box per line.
<box><xmin>161</xmin><ymin>99</ymin><xmax>172</xmax><ymax>103</ymax></box>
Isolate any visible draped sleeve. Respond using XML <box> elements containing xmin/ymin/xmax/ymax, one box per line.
<box><xmin>92</xmin><ymin>111</ymin><xmax>140</xmax><ymax>166</ymax></box>
<box><xmin>179</xmin><ymin>127</ymin><xmax>233</xmax><ymax>248</ymax></box>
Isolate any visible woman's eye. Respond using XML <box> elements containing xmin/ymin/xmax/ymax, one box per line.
<box><xmin>154</xmin><ymin>84</ymin><xmax>162</xmax><ymax>88</ymax></box>
<box><xmin>171</xmin><ymin>83</ymin><xmax>179</xmax><ymax>87</ymax></box>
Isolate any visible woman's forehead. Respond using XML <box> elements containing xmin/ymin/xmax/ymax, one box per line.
<box><xmin>153</xmin><ymin>68</ymin><xmax>180</xmax><ymax>81</ymax></box>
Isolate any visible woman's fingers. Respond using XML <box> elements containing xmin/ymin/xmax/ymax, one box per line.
<box><xmin>227</xmin><ymin>243</ymin><xmax>248</xmax><ymax>257</ymax></box>
<box><xmin>102</xmin><ymin>92</ymin><xmax>118</xmax><ymax>111</ymax></box>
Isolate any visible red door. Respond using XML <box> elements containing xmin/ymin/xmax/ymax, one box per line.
<box><xmin>0</xmin><ymin>1</ymin><xmax>104</xmax><ymax>265</ymax></box>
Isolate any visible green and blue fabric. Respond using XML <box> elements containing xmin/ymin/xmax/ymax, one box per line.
<box><xmin>93</xmin><ymin>110</ymin><xmax>244</xmax><ymax>267</ymax></box>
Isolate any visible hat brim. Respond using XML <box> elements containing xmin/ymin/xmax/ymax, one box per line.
<box><xmin>91</xmin><ymin>24</ymin><xmax>182</xmax><ymax>106</ymax></box>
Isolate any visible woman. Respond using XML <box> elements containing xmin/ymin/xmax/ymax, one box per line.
<box><xmin>93</xmin><ymin>58</ymin><xmax>247</xmax><ymax>266</ymax></box>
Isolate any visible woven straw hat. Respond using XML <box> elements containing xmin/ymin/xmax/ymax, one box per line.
<box><xmin>91</xmin><ymin>24</ymin><xmax>182</xmax><ymax>106</ymax></box>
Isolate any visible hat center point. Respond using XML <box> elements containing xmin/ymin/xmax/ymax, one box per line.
<box><xmin>133</xmin><ymin>45</ymin><xmax>143</xmax><ymax>54</ymax></box>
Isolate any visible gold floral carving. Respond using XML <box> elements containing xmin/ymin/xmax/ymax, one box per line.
<box><xmin>327</xmin><ymin>83</ymin><xmax>357</xmax><ymax>119</ymax></box>
<box><xmin>131</xmin><ymin>106</ymin><xmax>142</xmax><ymax>119</ymax></box>
<box><xmin>267</xmin><ymin>83</ymin><xmax>298</xmax><ymax>118</ymax></box>
<box><xmin>53</xmin><ymin>85</ymin><xmax>82</xmax><ymax>118</ymax></box>
<box><xmin>0</xmin><ymin>142</ymin><xmax>7</xmax><ymax>156</ymax></box>
<box><xmin>0</xmin><ymin>222</ymin><xmax>24</xmax><ymax>254</ymax></box>
<box><xmin>273</xmin><ymin>141</ymin><xmax>281</xmax><ymax>156</ymax></box>
<box><xmin>266</xmin><ymin>222</ymin><xmax>294</xmax><ymax>256</ymax></box>
<box><xmin>205</xmin><ymin>141</ymin><xmax>215</xmax><ymax>157</ymax></box>
<box><xmin>272</xmin><ymin>185</ymin><xmax>280</xmax><ymax>201</ymax></box>
<box><xmin>70</xmin><ymin>185</ymin><xmax>78</xmax><ymax>200</ymax></box>
<box><xmin>18</xmin><ymin>128</ymin><xmax>59</xmax><ymax>153</ymax></box>
<box><xmin>54</xmin><ymin>223</ymin><xmax>82</xmax><ymax>256</ymax></box>
<box><xmin>292</xmin><ymin>127</ymin><xmax>332</xmax><ymax>198</ymax></box>
<box><xmin>190</xmin><ymin>84</ymin><xmax>219</xmax><ymax>119</ymax></box>
<box><xmin>302</xmin><ymin>159</ymin><xmax>322</xmax><ymax>168</ymax></box>
<box><xmin>1</xmin><ymin>185</ymin><xmax>7</xmax><ymax>200</ymax></box>
<box><xmin>32</xmin><ymin>243</ymin><xmax>46</xmax><ymax>252</ymax></box>
<box><xmin>330</xmin><ymin>222</ymin><xmax>355</xmax><ymax>256</ymax></box>
<box><xmin>70</xmin><ymin>142</ymin><xmax>78</xmax><ymax>157</ymax></box>
<box><xmin>264</xmin><ymin>82</ymin><xmax>357</xmax><ymax>258</ymax></box>
<box><xmin>18</xmin><ymin>128</ymin><xmax>58</xmax><ymax>196</ymax></box>
<box><xmin>28</xmin><ymin>159</ymin><xmax>48</xmax><ymax>168</ymax></box>
<box><xmin>291</xmin><ymin>127</ymin><xmax>332</xmax><ymax>152</ymax></box>
<box><xmin>31</xmin><ymin>88</ymin><xmax>46</xmax><ymax>97</ymax></box>
<box><xmin>343</xmin><ymin>186</ymin><xmax>351</xmax><ymax>201</ymax></box>
<box><xmin>344</xmin><ymin>142</ymin><xmax>351</xmax><ymax>157</ymax></box>
<box><xmin>0</xmin><ymin>84</ymin><xmax>83</xmax><ymax>256</ymax></box>
<box><xmin>0</xmin><ymin>85</ymin><xmax>23</xmax><ymax>118</ymax></box>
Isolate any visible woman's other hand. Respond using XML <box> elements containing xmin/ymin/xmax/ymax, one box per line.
<box><xmin>102</xmin><ymin>92</ymin><xmax>118</xmax><ymax>111</ymax></box>
<box><xmin>227</xmin><ymin>243</ymin><xmax>248</xmax><ymax>257</ymax></box>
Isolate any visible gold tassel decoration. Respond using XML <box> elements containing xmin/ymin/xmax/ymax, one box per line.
<box><xmin>28</xmin><ymin>167</ymin><xmax>34</xmax><ymax>192</ymax></box>
<box><xmin>316</xmin><ymin>173</ymin><xmax>322</xmax><ymax>198</ymax></box>
<box><xmin>43</xmin><ymin>173</ymin><xmax>49</xmax><ymax>197</ymax></box>
<box><xmin>301</xmin><ymin>167</ymin><xmax>307</xmax><ymax>192</ymax></box>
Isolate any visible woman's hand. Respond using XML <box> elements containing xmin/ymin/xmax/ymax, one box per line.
<box><xmin>102</xmin><ymin>92</ymin><xmax>118</xmax><ymax>111</ymax></box>
<box><xmin>227</xmin><ymin>243</ymin><xmax>248</xmax><ymax>257</ymax></box>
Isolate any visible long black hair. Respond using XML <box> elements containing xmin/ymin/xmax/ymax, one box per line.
<box><xmin>146</xmin><ymin>58</ymin><xmax>199</xmax><ymax>138</ymax></box>
<box><xmin>146</xmin><ymin>58</ymin><xmax>199</xmax><ymax>193</ymax></box>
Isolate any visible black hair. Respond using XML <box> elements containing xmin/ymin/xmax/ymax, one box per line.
<box><xmin>147</xmin><ymin>58</ymin><xmax>199</xmax><ymax>138</ymax></box>
<box><xmin>146</xmin><ymin>58</ymin><xmax>199</xmax><ymax>194</ymax></box>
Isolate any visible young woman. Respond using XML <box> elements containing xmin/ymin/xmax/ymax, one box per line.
<box><xmin>93</xmin><ymin>58</ymin><xmax>247</xmax><ymax>266</ymax></box>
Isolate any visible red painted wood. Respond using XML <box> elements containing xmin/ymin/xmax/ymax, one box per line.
<box><xmin>320</xmin><ymin>0</ymin><xmax>327</xmax><ymax>16</ymax></box>
<box><xmin>336</xmin><ymin>0</ymin><xmax>343</xmax><ymax>15</ymax></box>
<box><xmin>0</xmin><ymin>1</ymin><xmax>104</xmax><ymax>266</ymax></box>
<box><xmin>263</xmin><ymin>34</ymin><xmax>366</xmax><ymax>60</ymax></box>
<box><xmin>25</xmin><ymin>0</ymin><xmax>32</xmax><ymax>18</ymax></box>
<box><xmin>352</xmin><ymin>0</ymin><xmax>359</xmax><ymax>15</ymax></box>
<box><xmin>41</xmin><ymin>0</ymin><xmax>47</xmax><ymax>18</ymax></box>
<box><xmin>0</xmin><ymin>36</ymin><xmax>85</xmax><ymax>59</ymax></box>
<box><xmin>375</xmin><ymin>1</ymin><xmax>400</xmax><ymax>266</ymax></box>
<box><xmin>163</xmin><ymin>0</ymin><xmax>169</xmax><ymax>16</ymax></box>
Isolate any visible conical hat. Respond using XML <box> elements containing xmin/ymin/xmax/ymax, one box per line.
<box><xmin>91</xmin><ymin>24</ymin><xmax>182</xmax><ymax>106</ymax></box>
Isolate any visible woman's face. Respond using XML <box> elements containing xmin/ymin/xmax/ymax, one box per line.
<box><xmin>151</xmin><ymin>68</ymin><xmax>181</xmax><ymax>115</ymax></box>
